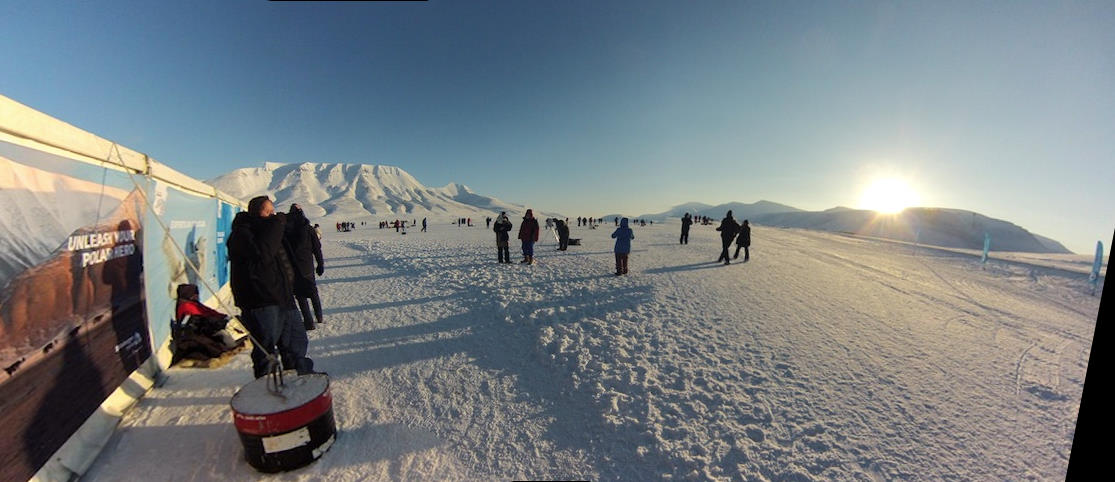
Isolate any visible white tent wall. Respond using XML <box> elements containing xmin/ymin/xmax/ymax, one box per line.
<box><xmin>0</xmin><ymin>94</ymin><xmax>245</xmax><ymax>482</ymax></box>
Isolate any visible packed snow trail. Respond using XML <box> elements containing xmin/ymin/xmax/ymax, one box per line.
<box><xmin>85</xmin><ymin>221</ymin><xmax>1100</xmax><ymax>481</ymax></box>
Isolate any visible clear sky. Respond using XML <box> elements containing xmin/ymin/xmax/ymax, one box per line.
<box><xmin>2</xmin><ymin>0</ymin><xmax>1112</xmax><ymax>253</ymax></box>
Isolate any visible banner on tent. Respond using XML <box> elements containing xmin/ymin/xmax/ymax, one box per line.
<box><xmin>143</xmin><ymin>180</ymin><xmax>232</xmax><ymax>350</ymax></box>
<box><xmin>0</xmin><ymin>139</ymin><xmax>152</xmax><ymax>482</ymax></box>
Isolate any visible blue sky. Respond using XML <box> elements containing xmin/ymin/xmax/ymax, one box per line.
<box><xmin>2</xmin><ymin>0</ymin><xmax>1112</xmax><ymax>253</ymax></box>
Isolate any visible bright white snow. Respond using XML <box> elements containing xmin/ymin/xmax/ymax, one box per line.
<box><xmin>85</xmin><ymin>221</ymin><xmax>1101</xmax><ymax>481</ymax></box>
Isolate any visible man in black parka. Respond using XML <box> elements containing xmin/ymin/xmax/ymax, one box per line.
<box><xmin>734</xmin><ymin>219</ymin><xmax>751</xmax><ymax>261</ymax></box>
<box><xmin>556</xmin><ymin>219</ymin><xmax>570</xmax><ymax>251</ymax></box>
<box><xmin>493</xmin><ymin>212</ymin><xmax>513</xmax><ymax>263</ymax></box>
<box><xmin>715</xmin><ymin>210</ymin><xmax>740</xmax><ymax>265</ymax></box>
<box><xmin>227</xmin><ymin>196</ymin><xmax>315</xmax><ymax>378</ymax></box>
<box><xmin>680</xmin><ymin>213</ymin><xmax>692</xmax><ymax>245</ymax></box>
<box><xmin>285</xmin><ymin>204</ymin><xmax>325</xmax><ymax>330</ymax></box>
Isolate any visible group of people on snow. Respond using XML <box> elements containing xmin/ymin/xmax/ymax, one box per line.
<box><xmin>714</xmin><ymin>211</ymin><xmax>751</xmax><ymax>265</ymax></box>
<box><xmin>227</xmin><ymin>197</ymin><xmax>326</xmax><ymax>378</ymax></box>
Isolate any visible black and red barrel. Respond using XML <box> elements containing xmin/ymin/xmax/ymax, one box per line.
<box><xmin>230</xmin><ymin>372</ymin><xmax>336</xmax><ymax>473</ymax></box>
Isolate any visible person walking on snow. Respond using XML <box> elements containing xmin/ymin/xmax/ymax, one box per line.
<box><xmin>612</xmin><ymin>218</ymin><xmax>635</xmax><ymax>275</ymax></box>
<box><xmin>422</xmin><ymin>217</ymin><xmax>427</xmax><ymax>232</ymax></box>
<box><xmin>493</xmin><ymin>212</ymin><xmax>513</xmax><ymax>263</ymax></box>
<box><xmin>518</xmin><ymin>209</ymin><xmax>540</xmax><ymax>264</ymax></box>
<box><xmin>734</xmin><ymin>219</ymin><xmax>751</xmax><ymax>261</ymax></box>
<box><xmin>716</xmin><ymin>210</ymin><xmax>740</xmax><ymax>265</ymax></box>
<box><xmin>680</xmin><ymin>213</ymin><xmax>692</xmax><ymax>244</ymax></box>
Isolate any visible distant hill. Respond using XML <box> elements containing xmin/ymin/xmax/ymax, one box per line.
<box><xmin>751</xmin><ymin>207</ymin><xmax>1072</xmax><ymax>254</ymax></box>
<box><xmin>638</xmin><ymin>200</ymin><xmax>803</xmax><ymax>222</ymax></box>
<box><xmin>628</xmin><ymin>201</ymin><xmax>1071</xmax><ymax>254</ymax></box>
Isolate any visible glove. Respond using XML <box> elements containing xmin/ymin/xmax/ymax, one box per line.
<box><xmin>316</xmin><ymin>264</ymin><xmax>324</xmax><ymax>276</ymax></box>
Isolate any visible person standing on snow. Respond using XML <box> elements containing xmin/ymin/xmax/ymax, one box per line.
<box><xmin>734</xmin><ymin>219</ymin><xmax>751</xmax><ymax>261</ymax></box>
<box><xmin>227</xmin><ymin>196</ymin><xmax>316</xmax><ymax>378</ymax></box>
<box><xmin>284</xmin><ymin>204</ymin><xmax>325</xmax><ymax>331</ymax></box>
<box><xmin>556</xmin><ymin>219</ymin><xmax>570</xmax><ymax>251</ymax></box>
<box><xmin>680</xmin><ymin>213</ymin><xmax>692</xmax><ymax>245</ymax></box>
<box><xmin>611</xmin><ymin>218</ymin><xmax>635</xmax><ymax>275</ymax></box>
<box><xmin>518</xmin><ymin>209</ymin><xmax>540</xmax><ymax>264</ymax></box>
<box><xmin>493</xmin><ymin>212</ymin><xmax>513</xmax><ymax>263</ymax></box>
<box><xmin>422</xmin><ymin>217</ymin><xmax>427</xmax><ymax>232</ymax></box>
<box><xmin>716</xmin><ymin>210</ymin><xmax>740</xmax><ymax>265</ymax></box>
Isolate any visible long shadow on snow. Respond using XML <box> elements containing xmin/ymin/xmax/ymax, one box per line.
<box><xmin>643</xmin><ymin>261</ymin><xmax>729</xmax><ymax>274</ymax></box>
<box><xmin>313</xmin><ymin>280</ymin><xmax>665</xmax><ymax>479</ymax></box>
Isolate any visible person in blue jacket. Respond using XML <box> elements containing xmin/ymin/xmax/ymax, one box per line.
<box><xmin>611</xmin><ymin>218</ymin><xmax>635</xmax><ymax>275</ymax></box>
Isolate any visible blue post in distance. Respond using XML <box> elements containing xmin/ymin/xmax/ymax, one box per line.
<box><xmin>981</xmin><ymin>232</ymin><xmax>990</xmax><ymax>266</ymax></box>
<box><xmin>1090</xmin><ymin>241</ymin><xmax>1104</xmax><ymax>296</ymax></box>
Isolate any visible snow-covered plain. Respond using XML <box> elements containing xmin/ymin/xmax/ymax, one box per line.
<box><xmin>86</xmin><ymin>220</ymin><xmax>1101</xmax><ymax>481</ymax></box>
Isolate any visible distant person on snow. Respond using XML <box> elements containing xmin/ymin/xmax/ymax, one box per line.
<box><xmin>680</xmin><ymin>213</ymin><xmax>692</xmax><ymax>244</ymax></box>
<box><xmin>615</xmin><ymin>217</ymin><xmax>619</xmax><ymax>226</ymax></box>
<box><xmin>734</xmin><ymin>219</ymin><xmax>751</xmax><ymax>261</ymax></box>
<box><xmin>493</xmin><ymin>212</ymin><xmax>513</xmax><ymax>263</ymax></box>
<box><xmin>716</xmin><ymin>210</ymin><xmax>740</xmax><ymax>265</ymax></box>
<box><xmin>227</xmin><ymin>196</ymin><xmax>316</xmax><ymax>378</ymax></box>
<box><xmin>285</xmin><ymin>204</ymin><xmax>325</xmax><ymax>331</ymax></box>
<box><xmin>611</xmin><ymin>218</ymin><xmax>634</xmax><ymax>275</ymax></box>
<box><xmin>422</xmin><ymin>217</ymin><xmax>427</xmax><ymax>232</ymax></box>
<box><xmin>486</xmin><ymin>217</ymin><xmax>492</xmax><ymax>229</ymax></box>
<box><xmin>556</xmin><ymin>219</ymin><xmax>570</xmax><ymax>251</ymax></box>
<box><xmin>518</xmin><ymin>209</ymin><xmax>540</xmax><ymax>265</ymax></box>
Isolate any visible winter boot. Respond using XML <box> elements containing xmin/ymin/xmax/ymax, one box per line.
<box><xmin>521</xmin><ymin>256</ymin><xmax>529</xmax><ymax>264</ymax></box>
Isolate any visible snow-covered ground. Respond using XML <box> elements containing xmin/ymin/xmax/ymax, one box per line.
<box><xmin>85</xmin><ymin>221</ymin><xmax>1101</xmax><ymax>481</ymax></box>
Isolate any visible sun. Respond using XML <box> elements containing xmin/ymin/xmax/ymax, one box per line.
<box><xmin>859</xmin><ymin>177</ymin><xmax>918</xmax><ymax>214</ymax></box>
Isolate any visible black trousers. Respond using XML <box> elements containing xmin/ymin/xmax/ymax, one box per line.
<box><xmin>718</xmin><ymin>238</ymin><xmax>733</xmax><ymax>262</ymax></box>
<box><xmin>559</xmin><ymin>236</ymin><xmax>569</xmax><ymax>250</ymax></box>
<box><xmin>295</xmin><ymin>283</ymin><xmax>323</xmax><ymax>330</ymax></box>
<box><xmin>680</xmin><ymin>229</ymin><xmax>689</xmax><ymax>244</ymax></box>
<box><xmin>497</xmin><ymin>244</ymin><xmax>510</xmax><ymax>262</ymax></box>
<box><xmin>734</xmin><ymin>245</ymin><xmax>750</xmax><ymax>260</ymax></box>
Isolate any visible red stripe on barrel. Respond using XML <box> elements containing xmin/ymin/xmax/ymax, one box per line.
<box><xmin>233</xmin><ymin>388</ymin><xmax>332</xmax><ymax>436</ymax></box>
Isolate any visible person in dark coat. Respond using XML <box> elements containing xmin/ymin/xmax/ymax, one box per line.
<box><xmin>556</xmin><ymin>219</ymin><xmax>570</xmax><ymax>251</ymax></box>
<box><xmin>611</xmin><ymin>218</ymin><xmax>635</xmax><ymax>275</ymax></box>
<box><xmin>715</xmin><ymin>210</ymin><xmax>740</xmax><ymax>265</ymax></box>
<box><xmin>680</xmin><ymin>213</ymin><xmax>692</xmax><ymax>244</ymax></box>
<box><xmin>518</xmin><ymin>209</ymin><xmax>540</xmax><ymax>264</ymax></box>
<box><xmin>734</xmin><ymin>219</ymin><xmax>751</xmax><ymax>261</ymax></box>
<box><xmin>227</xmin><ymin>196</ymin><xmax>315</xmax><ymax>378</ymax></box>
<box><xmin>285</xmin><ymin>204</ymin><xmax>325</xmax><ymax>331</ymax></box>
<box><xmin>422</xmin><ymin>217</ymin><xmax>427</xmax><ymax>232</ymax></box>
<box><xmin>493</xmin><ymin>212</ymin><xmax>513</xmax><ymax>263</ymax></box>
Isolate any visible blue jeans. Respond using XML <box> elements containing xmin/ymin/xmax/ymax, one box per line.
<box><xmin>242</xmin><ymin>305</ymin><xmax>314</xmax><ymax>378</ymax></box>
<box><xmin>521</xmin><ymin>240</ymin><xmax>534</xmax><ymax>256</ymax></box>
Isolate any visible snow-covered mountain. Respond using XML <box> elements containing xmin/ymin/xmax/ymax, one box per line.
<box><xmin>208</xmin><ymin>162</ymin><xmax>538</xmax><ymax>220</ymax></box>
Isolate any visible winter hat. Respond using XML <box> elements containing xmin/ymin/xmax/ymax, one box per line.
<box><xmin>525</xmin><ymin>209</ymin><xmax>534</xmax><ymax>218</ymax></box>
<box><xmin>727</xmin><ymin>210</ymin><xmax>734</xmax><ymax>218</ymax></box>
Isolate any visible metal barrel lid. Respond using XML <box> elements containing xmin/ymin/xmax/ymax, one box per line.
<box><xmin>231</xmin><ymin>371</ymin><xmax>330</xmax><ymax>416</ymax></box>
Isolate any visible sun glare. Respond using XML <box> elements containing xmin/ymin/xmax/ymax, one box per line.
<box><xmin>859</xmin><ymin>178</ymin><xmax>918</xmax><ymax>214</ymax></box>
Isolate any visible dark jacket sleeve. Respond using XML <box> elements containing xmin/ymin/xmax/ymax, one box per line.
<box><xmin>309</xmin><ymin>225</ymin><xmax>324</xmax><ymax>267</ymax></box>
